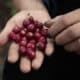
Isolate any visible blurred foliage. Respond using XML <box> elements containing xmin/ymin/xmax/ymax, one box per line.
<box><xmin>0</xmin><ymin>0</ymin><xmax>17</xmax><ymax>16</ymax></box>
<box><xmin>0</xmin><ymin>0</ymin><xmax>18</xmax><ymax>63</ymax></box>
<box><xmin>0</xmin><ymin>0</ymin><xmax>17</xmax><ymax>29</ymax></box>
<box><xmin>5</xmin><ymin>0</ymin><xmax>17</xmax><ymax>15</ymax></box>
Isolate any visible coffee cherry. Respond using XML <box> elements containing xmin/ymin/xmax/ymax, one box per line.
<box><xmin>37</xmin><ymin>42</ymin><xmax>45</xmax><ymax>51</ymax></box>
<box><xmin>30</xmin><ymin>39</ymin><xmax>36</xmax><ymax>44</ymax></box>
<box><xmin>28</xmin><ymin>16</ymin><xmax>34</xmax><ymax>22</ymax></box>
<box><xmin>21</xmin><ymin>37</ymin><xmax>27</xmax><ymax>41</ymax></box>
<box><xmin>13</xmin><ymin>26</ymin><xmax>21</xmax><ymax>33</ymax></box>
<box><xmin>38</xmin><ymin>22</ymin><xmax>43</xmax><ymax>29</ymax></box>
<box><xmin>15</xmin><ymin>34</ymin><xmax>21</xmax><ymax>43</ymax></box>
<box><xmin>39</xmin><ymin>36</ymin><xmax>46</xmax><ymax>43</ymax></box>
<box><xmin>27</xmin><ymin>24</ymin><xmax>35</xmax><ymax>32</ymax></box>
<box><xmin>36</xmin><ymin>28</ymin><xmax>40</xmax><ymax>32</ymax></box>
<box><xmin>34</xmin><ymin>32</ymin><xmax>41</xmax><ymax>40</ymax></box>
<box><xmin>34</xmin><ymin>21</ymin><xmax>43</xmax><ymax>29</ymax></box>
<box><xmin>9</xmin><ymin>32</ymin><xmax>16</xmax><ymax>41</ymax></box>
<box><xmin>41</xmin><ymin>28</ymin><xmax>48</xmax><ymax>36</ymax></box>
<box><xmin>34</xmin><ymin>20</ymin><xmax>39</xmax><ymax>26</ymax></box>
<box><xmin>19</xmin><ymin>46</ymin><xmax>26</xmax><ymax>55</ymax></box>
<box><xmin>23</xmin><ymin>28</ymin><xmax>27</xmax><ymax>32</ymax></box>
<box><xmin>27</xmin><ymin>42</ymin><xmax>36</xmax><ymax>49</ymax></box>
<box><xmin>20</xmin><ymin>29</ymin><xmax>26</xmax><ymax>36</ymax></box>
<box><xmin>26</xmin><ymin>32</ymin><xmax>33</xmax><ymax>39</ymax></box>
<box><xmin>26</xmin><ymin>48</ymin><xmax>35</xmax><ymax>60</ymax></box>
<box><xmin>23</xmin><ymin>20</ymin><xmax>30</xmax><ymax>27</ymax></box>
<box><xmin>20</xmin><ymin>40</ymin><xmax>27</xmax><ymax>46</ymax></box>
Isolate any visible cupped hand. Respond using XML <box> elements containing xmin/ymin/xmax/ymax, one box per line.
<box><xmin>0</xmin><ymin>10</ymin><xmax>54</xmax><ymax>73</ymax></box>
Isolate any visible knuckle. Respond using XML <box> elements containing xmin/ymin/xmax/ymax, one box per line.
<box><xmin>67</xmin><ymin>28</ymin><xmax>75</xmax><ymax>38</ymax></box>
<box><xmin>76</xmin><ymin>8</ymin><xmax>80</xmax><ymax>13</ymax></box>
<box><xmin>56</xmin><ymin>15</ymin><xmax>67</xmax><ymax>26</ymax></box>
<box><xmin>61</xmin><ymin>15</ymin><xmax>68</xmax><ymax>26</ymax></box>
<box><xmin>77</xmin><ymin>39</ymin><xmax>80</xmax><ymax>45</ymax></box>
<box><xmin>68</xmin><ymin>23</ymin><xmax>80</xmax><ymax>39</ymax></box>
<box><xmin>48</xmin><ymin>27</ymin><xmax>54</xmax><ymax>37</ymax></box>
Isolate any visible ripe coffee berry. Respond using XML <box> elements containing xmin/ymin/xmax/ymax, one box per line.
<box><xmin>13</xmin><ymin>26</ymin><xmax>21</xmax><ymax>33</ymax></box>
<box><xmin>27</xmin><ymin>24</ymin><xmax>35</xmax><ymax>31</ymax></box>
<box><xmin>9</xmin><ymin>16</ymin><xmax>48</xmax><ymax>60</ymax></box>
<box><xmin>34</xmin><ymin>32</ymin><xmax>41</xmax><ymax>41</ymax></box>
<box><xmin>20</xmin><ymin>29</ymin><xmax>26</xmax><ymax>36</ymax></box>
<box><xmin>9</xmin><ymin>32</ymin><xmax>17</xmax><ymax>41</ymax></box>
<box><xmin>41</xmin><ymin>28</ymin><xmax>48</xmax><ymax>36</ymax></box>
<box><xmin>26</xmin><ymin>48</ymin><xmax>35</xmax><ymax>60</ymax></box>
<box><xmin>39</xmin><ymin>36</ymin><xmax>46</xmax><ymax>43</ymax></box>
<box><xmin>36</xmin><ymin>28</ymin><xmax>40</xmax><ymax>32</ymax></box>
<box><xmin>20</xmin><ymin>40</ymin><xmax>27</xmax><ymax>46</ymax></box>
<box><xmin>29</xmin><ymin>16</ymin><xmax>34</xmax><ymax>22</ymax></box>
<box><xmin>37</xmin><ymin>42</ymin><xmax>45</xmax><ymax>51</ymax></box>
<box><xmin>27</xmin><ymin>42</ymin><xmax>36</xmax><ymax>49</ymax></box>
<box><xmin>23</xmin><ymin>20</ymin><xmax>30</xmax><ymax>27</ymax></box>
<box><xmin>34</xmin><ymin>21</ymin><xmax>43</xmax><ymax>29</ymax></box>
<box><xmin>30</xmin><ymin>39</ymin><xmax>36</xmax><ymax>44</ymax></box>
<box><xmin>15</xmin><ymin>34</ymin><xmax>21</xmax><ymax>43</ymax></box>
<box><xmin>19</xmin><ymin>46</ymin><xmax>26</xmax><ymax>56</ymax></box>
<box><xmin>26</xmin><ymin>32</ymin><xmax>34</xmax><ymax>39</ymax></box>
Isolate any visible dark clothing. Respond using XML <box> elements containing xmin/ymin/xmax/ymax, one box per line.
<box><xmin>3</xmin><ymin>0</ymin><xmax>80</xmax><ymax>80</ymax></box>
<box><xmin>44</xmin><ymin>0</ymin><xmax>80</xmax><ymax>17</ymax></box>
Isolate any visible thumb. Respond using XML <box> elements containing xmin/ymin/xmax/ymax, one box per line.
<box><xmin>0</xmin><ymin>11</ymin><xmax>28</xmax><ymax>47</ymax></box>
<box><xmin>44</xmin><ymin>15</ymin><xmax>64</xmax><ymax>38</ymax></box>
<box><xmin>44</xmin><ymin>15</ymin><xmax>62</xmax><ymax>28</ymax></box>
<box><xmin>0</xmin><ymin>20</ymin><xmax>15</xmax><ymax>47</ymax></box>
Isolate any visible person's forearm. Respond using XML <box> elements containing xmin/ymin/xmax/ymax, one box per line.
<box><xmin>12</xmin><ymin>0</ymin><xmax>51</xmax><ymax>22</ymax></box>
<box><xmin>13</xmin><ymin>0</ymin><xmax>47</xmax><ymax>11</ymax></box>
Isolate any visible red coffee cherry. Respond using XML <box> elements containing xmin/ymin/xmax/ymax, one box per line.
<box><xmin>37</xmin><ymin>42</ymin><xmax>45</xmax><ymax>51</ymax></box>
<box><xmin>26</xmin><ymin>32</ymin><xmax>34</xmax><ymax>39</ymax></box>
<box><xmin>13</xmin><ymin>26</ymin><xmax>21</xmax><ymax>33</ymax></box>
<box><xmin>23</xmin><ymin>20</ymin><xmax>30</xmax><ymax>27</ymax></box>
<box><xmin>39</xmin><ymin>36</ymin><xmax>46</xmax><ymax>43</ymax></box>
<box><xmin>27</xmin><ymin>24</ymin><xmax>35</xmax><ymax>32</ymax></box>
<box><xmin>19</xmin><ymin>46</ymin><xmax>26</xmax><ymax>56</ymax></box>
<box><xmin>9</xmin><ymin>16</ymin><xmax>48</xmax><ymax>60</ymax></box>
<box><xmin>41</xmin><ymin>28</ymin><xmax>48</xmax><ymax>36</ymax></box>
<box><xmin>26</xmin><ymin>48</ymin><xmax>35</xmax><ymax>60</ymax></box>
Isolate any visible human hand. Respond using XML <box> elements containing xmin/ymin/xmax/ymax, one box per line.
<box><xmin>0</xmin><ymin>10</ymin><xmax>54</xmax><ymax>73</ymax></box>
<box><xmin>46</xmin><ymin>9</ymin><xmax>80</xmax><ymax>54</ymax></box>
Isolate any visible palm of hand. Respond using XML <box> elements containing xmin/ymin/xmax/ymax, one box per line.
<box><xmin>0</xmin><ymin>11</ymin><xmax>54</xmax><ymax>73</ymax></box>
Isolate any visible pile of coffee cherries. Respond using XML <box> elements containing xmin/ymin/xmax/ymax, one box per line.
<box><xmin>9</xmin><ymin>16</ymin><xmax>48</xmax><ymax>60</ymax></box>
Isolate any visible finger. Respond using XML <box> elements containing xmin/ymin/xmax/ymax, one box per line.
<box><xmin>8</xmin><ymin>42</ymin><xmax>19</xmax><ymax>63</ymax></box>
<box><xmin>64</xmin><ymin>38</ymin><xmax>80</xmax><ymax>52</ymax></box>
<box><xmin>0</xmin><ymin>11</ymin><xmax>28</xmax><ymax>47</ymax></box>
<box><xmin>45</xmin><ymin>16</ymin><xmax>62</xmax><ymax>27</ymax></box>
<box><xmin>55</xmin><ymin>23</ymin><xmax>80</xmax><ymax>45</ymax></box>
<box><xmin>32</xmin><ymin>50</ymin><xmax>44</xmax><ymax>70</ymax></box>
<box><xmin>45</xmin><ymin>38</ymin><xmax>54</xmax><ymax>56</ymax></box>
<box><xmin>48</xmin><ymin>15</ymin><xmax>68</xmax><ymax>37</ymax></box>
<box><xmin>0</xmin><ymin>21</ymin><xmax>15</xmax><ymax>47</ymax></box>
<box><xmin>62</xmin><ymin>9</ymin><xmax>80</xmax><ymax>26</ymax></box>
<box><xmin>48</xmin><ymin>9</ymin><xmax>80</xmax><ymax>37</ymax></box>
<box><xmin>20</xmin><ymin>57</ymin><xmax>31</xmax><ymax>73</ymax></box>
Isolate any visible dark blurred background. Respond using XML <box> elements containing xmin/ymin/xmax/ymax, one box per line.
<box><xmin>0</xmin><ymin>0</ymin><xmax>17</xmax><ymax>79</ymax></box>
<box><xmin>0</xmin><ymin>0</ymin><xmax>17</xmax><ymax>30</ymax></box>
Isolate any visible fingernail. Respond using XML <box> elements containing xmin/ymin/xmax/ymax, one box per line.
<box><xmin>44</xmin><ymin>21</ymin><xmax>49</xmax><ymax>25</ymax></box>
<box><xmin>44</xmin><ymin>20</ymin><xmax>51</xmax><ymax>27</ymax></box>
<box><xmin>47</xmin><ymin>31</ymin><xmax>52</xmax><ymax>38</ymax></box>
<box><xmin>44</xmin><ymin>20</ymin><xmax>54</xmax><ymax>28</ymax></box>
